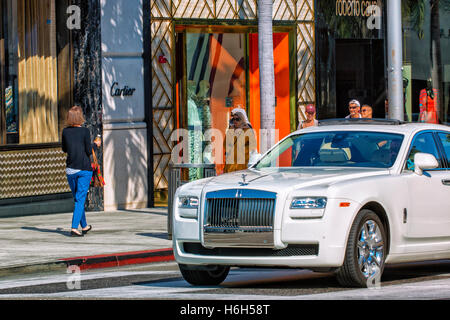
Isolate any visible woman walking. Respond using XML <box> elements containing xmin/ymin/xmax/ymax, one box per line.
<box><xmin>62</xmin><ymin>106</ymin><xmax>97</xmax><ymax>237</ymax></box>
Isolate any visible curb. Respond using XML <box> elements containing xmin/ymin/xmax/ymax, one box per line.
<box><xmin>61</xmin><ymin>248</ymin><xmax>175</xmax><ymax>271</ymax></box>
<box><xmin>0</xmin><ymin>248</ymin><xmax>174</xmax><ymax>277</ymax></box>
<box><xmin>0</xmin><ymin>261</ymin><xmax>68</xmax><ymax>278</ymax></box>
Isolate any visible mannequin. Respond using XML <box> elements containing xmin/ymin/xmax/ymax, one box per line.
<box><xmin>187</xmin><ymin>80</ymin><xmax>213</xmax><ymax>180</ymax></box>
<box><xmin>198</xmin><ymin>80</ymin><xmax>212</xmax><ymax>164</ymax></box>
<box><xmin>187</xmin><ymin>80</ymin><xmax>202</xmax><ymax>180</ymax></box>
<box><xmin>419</xmin><ymin>78</ymin><xmax>438</xmax><ymax>124</ymax></box>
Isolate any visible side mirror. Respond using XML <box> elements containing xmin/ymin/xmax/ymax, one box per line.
<box><xmin>414</xmin><ymin>152</ymin><xmax>439</xmax><ymax>176</ymax></box>
<box><xmin>248</xmin><ymin>153</ymin><xmax>262</xmax><ymax>167</ymax></box>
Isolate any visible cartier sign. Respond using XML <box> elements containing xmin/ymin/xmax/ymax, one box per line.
<box><xmin>110</xmin><ymin>82</ymin><xmax>136</xmax><ymax>97</ymax></box>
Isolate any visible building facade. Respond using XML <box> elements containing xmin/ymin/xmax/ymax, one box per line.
<box><xmin>150</xmin><ymin>0</ymin><xmax>316</xmax><ymax>205</ymax></box>
<box><xmin>0</xmin><ymin>0</ymin><xmax>448</xmax><ymax>215</ymax></box>
<box><xmin>316</xmin><ymin>0</ymin><xmax>450</xmax><ymax>124</ymax></box>
<box><xmin>0</xmin><ymin>0</ymin><xmax>102</xmax><ymax>216</ymax></box>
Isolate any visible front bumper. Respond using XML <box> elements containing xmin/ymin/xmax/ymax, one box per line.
<box><xmin>173</xmin><ymin>198</ymin><xmax>359</xmax><ymax>268</ymax></box>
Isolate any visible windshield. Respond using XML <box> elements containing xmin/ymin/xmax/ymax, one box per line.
<box><xmin>254</xmin><ymin>131</ymin><xmax>404</xmax><ymax>169</ymax></box>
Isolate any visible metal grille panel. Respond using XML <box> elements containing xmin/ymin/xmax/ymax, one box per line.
<box><xmin>203</xmin><ymin>189</ymin><xmax>276</xmax><ymax>247</ymax></box>
<box><xmin>184</xmin><ymin>242</ymin><xmax>319</xmax><ymax>257</ymax></box>
<box><xmin>0</xmin><ymin>148</ymin><xmax>70</xmax><ymax>199</ymax></box>
<box><xmin>206</xmin><ymin>197</ymin><xmax>275</xmax><ymax>228</ymax></box>
<box><xmin>151</xmin><ymin>0</ymin><xmax>172</xmax><ymax>18</ymax></box>
<box><xmin>297</xmin><ymin>21</ymin><xmax>316</xmax><ymax>122</ymax></box>
<box><xmin>297</xmin><ymin>0</ymin><xmax>314</xmax><ymax>20</ymax></box>
<box><xmin>173</xmin><ymin>0</ymin><xmax>215</xmax><ymax>18</ymax></box>
<box><xmin>273</xmin><ymin>0</ymin><xmax>296</xmax><ymax>20</ymax></box>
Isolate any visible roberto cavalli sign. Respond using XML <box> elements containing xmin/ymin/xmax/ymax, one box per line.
<box><xmin>335</xmin><ymin>0</ymin><xmax>382</xmax><ymax>30</ymax></box>
<box><xmin>336</xmin><ymin>0</ymin><xmax>380</xmax><ymax>17</ymax></box>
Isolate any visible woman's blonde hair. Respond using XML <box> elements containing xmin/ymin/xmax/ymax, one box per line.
<box><xmin>66</xmin><ymin>106</ymin><xmax>85</xmax><ymax>126</ymax></box>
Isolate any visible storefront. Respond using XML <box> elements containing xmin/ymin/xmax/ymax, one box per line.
<box><xmin>0</xmin><ymin>0</ymin><xmax>153</xmax><ymax>214</ymax></box>
<box><xmin>151</xmin><ymin>0</ymin><xmax>316</xmax><ymax>205</ymax></box>
<box><xmin>153</xmin><ymin>0</ymin><xmax>450</xmax><ymax>205</ymax></box>
<box><xmin>0</xmin><ymin>0</ymin><xmax>102</xmax><ymax>215</ymax></box>
<box><xmin>315</xmin><ymin>0</ymin><xmax>387</xmax><ymax>118</ymax></box>
<box><xmin>402</xmin><ymin>0</ymin><xmax>450</xmax><ymax>123</ymax></box>
<box><xmin>1</xmin><ymin>1</ymin><xmax>448</xmax><ymax>214</ymax></box>
<box><xmin>315</xmin><ymin>0</ymin><xmax>450</xmax><ymax>123</ymax></box>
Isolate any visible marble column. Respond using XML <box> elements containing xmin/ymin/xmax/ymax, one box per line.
<box><xmin>72</xmin><ymin>0</ymin><xmax>103</xmax><ymax>211</ymax></box>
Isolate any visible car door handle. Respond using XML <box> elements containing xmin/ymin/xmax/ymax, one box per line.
<box><xmin>442</xmin><ymin>179</ymin><xmax>450</xmax><ymax>186</ymax></box>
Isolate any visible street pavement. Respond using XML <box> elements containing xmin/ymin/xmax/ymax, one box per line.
<box><xmin>2</xmin><ymin>208</ymin><xmax>450</xmax><ymax>300</ymax></box>
<box><xmin>0</xmin><ymin>207</ymin><xmax>173</xmax><ymax>276</ymax></box>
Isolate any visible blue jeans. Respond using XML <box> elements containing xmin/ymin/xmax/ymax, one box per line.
<box><xmin>67</xmin><ymin>170</ymin><xmax>93</xmax><ymax>229</ymax></box>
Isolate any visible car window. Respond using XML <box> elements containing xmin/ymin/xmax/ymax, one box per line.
<box><xmin>254</xmin><ymin>131</ymin><xmax>404</xmax><ymax>169</ymax></box>
<box><xmin>405</xmin><ymin>132</ymin><xmax>442</xmax><ymax>171</ymax></box>
<box><xmin>437</xmin><ymin>132</ymin><xmax>450</xmax><ymax>168</ymax></box>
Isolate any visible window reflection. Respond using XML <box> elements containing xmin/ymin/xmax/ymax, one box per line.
<box><xmin>186</xmin><ymin>33</ymin><xmax>247</xmax><ymax>179</ymax></box>
<box><xmin>2</xmin><ymin>0</ymin><xmax>59</xmax><ymax>145</ymax></box>
<box><xmin>255</xmin><ymin>131</ymin><xmax>404</xmax><ymax>169</ymax></box>
<box><xmin>402</xmin><ymin>0</ymin><xmax>449</xmax><ymax>124</ymax></box>
<box><xmin>405</xmin><ymin>132</ymin><xmax>442</xmax><ymax>171</ymax></box>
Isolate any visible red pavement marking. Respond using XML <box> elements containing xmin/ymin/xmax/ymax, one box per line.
<box><xmin>60</xmin><ymin>248</ymin><xmax>172</xmax><ymax>261</ymax></box>
<box><xmin>60</xmin><ymin>248</ymin><xmax>174</xmax><ymax>271</ymax></box>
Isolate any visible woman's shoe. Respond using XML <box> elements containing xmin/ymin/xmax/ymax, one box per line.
<box><xmin>71</xmin><ymin>230</ymin><xmax>83</xmax><ymax>237</ymax></box>
<box><xmin>82</xmin><ymin>225</ymin><xmax>92</xmax><ymax>235</ymax></box>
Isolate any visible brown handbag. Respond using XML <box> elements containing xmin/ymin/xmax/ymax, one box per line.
<box><xmin>91</xmin><ymin>149</ymin><xmax>105</xmax><ymax>187</ymax></box>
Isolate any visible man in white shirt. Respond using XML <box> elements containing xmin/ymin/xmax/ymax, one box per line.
<box><xmin>345</xmin><ymin>99</ymin><xmax>362</xmax><ymax>118</ymax></box>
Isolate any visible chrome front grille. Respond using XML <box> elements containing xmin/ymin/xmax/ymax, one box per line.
<box><xmin>203</xmin><ymin>189</ymin><xmax>276</xmax><ymax>248</ymax></box>
<box><xmin>206</xmin><ymin>198</ymin><xmax>275</xmax><ymax>228</ymax></box>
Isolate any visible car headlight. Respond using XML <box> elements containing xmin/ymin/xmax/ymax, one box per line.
<box><xmin>290</xmin><ymin>197</ymin><xmax>327</xmax><ymax>209</ymax></box>
<box><xmin>177</xmin><ymin>196</ymin><xmax>199</xmax><ymax>219</ymax></box>
<box><xmin>178</xmin><ymin>196</ymin><xmax>199</xmax><ymax>209</ymax></box>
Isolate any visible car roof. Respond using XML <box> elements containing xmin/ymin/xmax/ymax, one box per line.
<box><xmin>291</xmin><ymin>120</ymin><xmax>450</xmax><ymax>137</ymax></box>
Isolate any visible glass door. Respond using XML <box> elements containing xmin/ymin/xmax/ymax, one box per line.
<box><xmin>175</xmin><ymin>27</ymin><xmax>294</xmax><ymax>177</ymax></box>
<box><xmin>182</xmin><ymin>32</ymin><xmax>247</xmax><ymax>177</ymax></box>
<box><xmin>335</xmin><ymin>39</ymin><xmax>386</xmax><ymax>118</ymax></box>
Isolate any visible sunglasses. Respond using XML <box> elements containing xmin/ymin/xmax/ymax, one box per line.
<box><xmin>231</xmin><ymin>117</ymin><xmax>241</xmax><ymax>122</ymax></box>
<box><xmin>349</xmin><ymin>106</ymin><xmax>359</xmax><ymax>109</ymax></box>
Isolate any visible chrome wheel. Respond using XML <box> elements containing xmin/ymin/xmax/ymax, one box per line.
<box><xmin>357</xmin><ymin>220</ymin><xmax>384</xmax><ymax>280</ymax></box>
<box><xmin>336</xmin><ymin>209</ymin><xmax>387</xmax><ymax>287</ymax></box>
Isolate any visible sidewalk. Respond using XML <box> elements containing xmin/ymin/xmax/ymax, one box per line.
<box><xmin>0</xmin><ymin>208</ymin><xmax>174</xmax><ymax>276</ymax></box>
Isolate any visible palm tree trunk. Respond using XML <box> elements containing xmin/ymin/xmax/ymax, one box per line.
<box><xmin>430</xmin><ymin>0</ymin><xmax>444</xmax><ymax>123</ymax></box>
<box><xmin>258</xmin><ymin>0</ymin><xmax>276</xmax><ymax>152</ymax></box>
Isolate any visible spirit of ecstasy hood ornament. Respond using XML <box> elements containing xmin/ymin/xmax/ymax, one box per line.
<box><xmin>239</xmin><ymin>174</ymin><xmax>249</xmax><ymax>186</ymax></box>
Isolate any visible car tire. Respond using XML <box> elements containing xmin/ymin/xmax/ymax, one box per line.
<box><xmin>336</xmin><ymin>209</ymin><xmax>386</xmax><ymax>288</ymax></box>
<box><xmin>179</xmin><ymin>264</ymin><xmax>230</xmax><ymax>286</ymax></box>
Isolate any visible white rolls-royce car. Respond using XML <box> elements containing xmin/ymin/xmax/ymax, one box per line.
<box><xmin>172</xmin><ymin>120</ymin><xmax>450</xmax><ymax>287</ymax></box>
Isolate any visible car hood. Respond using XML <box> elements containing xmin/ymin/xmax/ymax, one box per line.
<box><xmin>201</xmin><ymin>167</ymin><xmax>389</xmax><ymax>193</ymax></box>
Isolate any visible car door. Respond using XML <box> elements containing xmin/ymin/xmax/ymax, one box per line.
<box><xmin>404</xmin><ymin>131</ymin><xmax>450</xmax><ymax>238</ymax></box>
